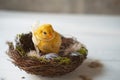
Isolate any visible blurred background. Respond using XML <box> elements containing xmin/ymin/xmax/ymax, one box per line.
<box><xmin>0</xmin><ymin>0</ymin><xmax>120</xmax><ymax>15</ymax></box>
<box><xmin>0</xmin><ymin>0</ymin><xmax>120</xmax><ymax>80</ymax></box>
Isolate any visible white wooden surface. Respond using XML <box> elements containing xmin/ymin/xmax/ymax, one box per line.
<box><xmin>0</xmin><ymin>10</ymin><xmax>120</xmax><ymax>80</ymax></box>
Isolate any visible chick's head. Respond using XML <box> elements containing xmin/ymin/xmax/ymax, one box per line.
<box><xmin>34</xmin><ymin>24</ymin><xmax>55</xmax><ymax>41</ymax></box>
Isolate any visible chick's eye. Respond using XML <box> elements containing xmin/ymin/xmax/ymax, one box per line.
<box><xmin>43</xmin><ymin>32</ymin><xmax>47</xmax><ymax>35</ymax></box>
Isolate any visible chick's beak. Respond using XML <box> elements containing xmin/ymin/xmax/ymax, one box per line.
<box><xmin>48</xmin><ymin>34</ymin><xmax>53</xmax><ymax>39</ymax></box>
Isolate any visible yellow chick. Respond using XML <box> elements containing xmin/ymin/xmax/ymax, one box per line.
<box><xmin>32</xmin><ymin>24</ymin><xmax>61</xmax><ymax>54</ymax></box>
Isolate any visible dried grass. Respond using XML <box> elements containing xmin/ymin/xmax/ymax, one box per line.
<box><xmin>6</xmin><ymin>32</ymin><xmax>87</xmax><ymax>77</ymax></box>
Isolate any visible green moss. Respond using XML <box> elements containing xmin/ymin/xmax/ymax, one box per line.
<box><xmin>59</xmin><ymin>57</ymin><xmax>70</xmax><ymax>64</ymax></box>
<box><xmin>38</xmin><ymin>57</ymin><xmax>50</xmax><ymax>63</ymax></box>
<box><xmin>77</xmin><ymin>47</ymin><xmax>88</xmax><ymax>55</ymax></box>
<box><xmin>30</xmin><ymin>56</ymin><xmax>70</xmax><ymax>64</ymax></box>
<box><xmin>17</xmin><ymin>33</ymin><xmax>24</xmax><ymax>39</ymax></box>
<box><xmin>16</xmin><ymin>46</ymin><xmax>26</xmax><ymax>56</ymax></box>
<box><xmin>29</xmin><ymin>56</ymin><xmax>50</xmax><ymax>63</ymax></box>
<box><xmin>54</xmin><ymin>57</ymin><xmax>71</xmax><ymax>65</ymax></box>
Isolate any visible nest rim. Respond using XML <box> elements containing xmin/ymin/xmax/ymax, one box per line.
<box><xmin>6</xmin><ymin>32</ymin><xmax>88</xmax><ymax>77</ymax></box>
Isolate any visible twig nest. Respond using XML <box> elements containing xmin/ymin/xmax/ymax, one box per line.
<box><xmin>6</xmin><ymin>32</ymin><xmax>88</xmax><ymax>77</ymax></box>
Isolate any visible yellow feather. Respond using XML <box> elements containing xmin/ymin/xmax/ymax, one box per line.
<box><xmin>32</xmin><ymin>24</ymin><xmax>61</xmax><ymax>54</ymax></box>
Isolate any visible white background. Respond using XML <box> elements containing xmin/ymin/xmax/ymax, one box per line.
<box><xmin>0</xmin><ymin>10</ymin><xmax>120</xmax><ymax>80</ymax></box>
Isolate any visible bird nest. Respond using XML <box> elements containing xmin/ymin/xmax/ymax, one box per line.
<box><xmin>6</xmin><ymin>32</ymin><xmax>88</xmax><ymax>77</ymax></box>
